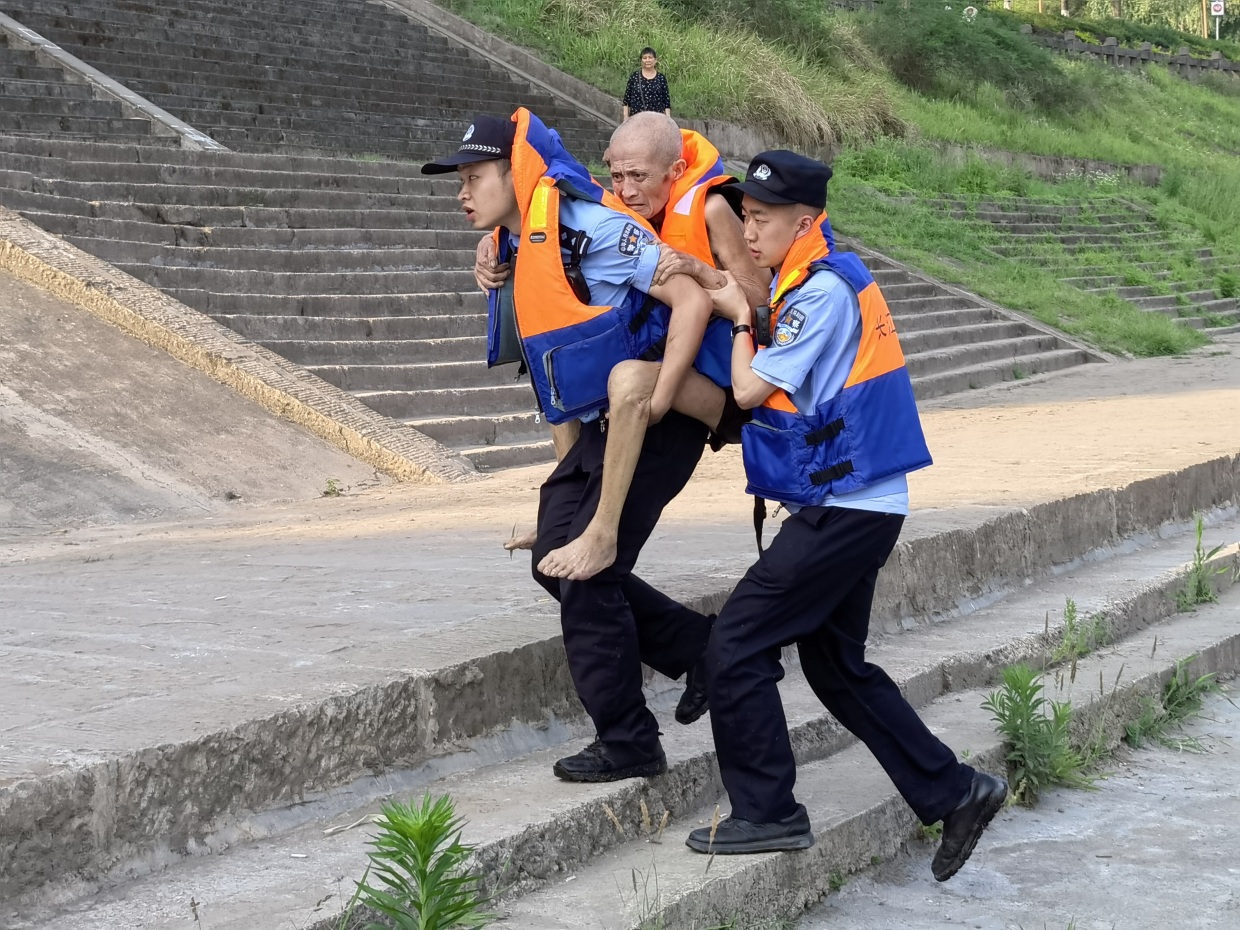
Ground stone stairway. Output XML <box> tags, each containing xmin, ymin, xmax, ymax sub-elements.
<box><xmin>0</xmin><ymin>0</ymin><xmax>613</xmax><ymax>159</ymax></box>
<box><xmin>0</xmin><ymin>29</ymin><xmax>174</xmax><ymax>144</ymax></box>
<box><xmin>0</xmin><ymin>136</ymin><xmax>1095</xmax><ymax>470</ymax></box>
<box><xmin>936</xmin><ymin>197</ymin><xmax>1240</xmax><ymax>336</ymax></box>
<box><xmin>4</xmin><ymin>466</ymin><xmax>1238</xmax><ymax>930</ymax></box>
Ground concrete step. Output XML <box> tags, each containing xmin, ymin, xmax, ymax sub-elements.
<box><xmin>457</xmin><ymin>436</ymin><xmax>557</xmax><ymax>471</ymax></box>
<box><xmin>355</xmin><ymin>382</ymin><xmax>537</xmax><ymax>419</ymax></box>
<box><xmin>20</xmin><ymin>214</ymin><xmax>479</xmax><ymax>249</ymax></box>
<box><xmin>0</xmin><ymin>133</ymin><xmax>454</xmax><ymax>176</ymax></box>
<box><xmin>912</xmin><ymin>348</ymin><xmax>1093</xmax><ymax>398</ymax></box>
<box><xmin>904</xmin><ymin>334</ymin><xmax>1063</xmax><ymax>379</ymax></box>
<box><xmin>0</xmin><ymin>62</ymin><xmax>65</xmax><ymax>82</ymax></box>
<box><xmin>0</xmin><ymin>96</ymin><xmax>123</xmax><ymax>119</ymax></box>
<box><xmin>0</xmin><ymin>78</ymin><xmax>97</xmax><ymax>99</ymax></box>
<box><xmin>180</xmin><ymin>290</ymin><xmax>480</xmax><ymax>316</ymax></box>
<box><xmin>888</xmin><ymin>304</ymin><xmax>999</xmax><ymax>332</ymax></box>
<box><xmin>262</xmin><ymin>336</ymin><xmax>486</xmax><ymax>367</ymax></box>
<box><xmin>29</xmin><ymin>178</ymin><xmax>448</xmax><ymax>211</ymax></box>
<box><xmin>0</xmin><ymin>113</ymin><xmax>154</xmax><ymax>135</ymax></box>
<box><xmin>62</xmin><ymin>237</ymin><xmax>477</xmax><ymax>273</ymax></box>
<box><xmin>899</xmin><ymin>321</ymin><xmax>1029</xmax><ymax>355</ymax></box>
<box><xmin>12</xmin><ymin>496</ymin><xmax>1236</xmax><ymax>930</ymax></box>
<box><xmin>210</xmin><ymin>313</ymin><xmax>487</xmax><ymax>342</ymax></box>
<box><xmin>405</xmin><ymin>410</ymin><xmax>545</xmax><ymax>449</ymax></box>
<box><xmin>107</xmin><ymin>262</ymin><xmax>477</xmax><ymax>295</ymax></box>
<box><xmin>308</xmin><ymin>359</ymin><xmax>516</xmax><ymax>393</ymax></box>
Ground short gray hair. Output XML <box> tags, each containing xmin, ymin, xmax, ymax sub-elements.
<box><xmin>609</xmin><ymin>113</ymin><xmax>682</xmax><ymax>173</ymax></box>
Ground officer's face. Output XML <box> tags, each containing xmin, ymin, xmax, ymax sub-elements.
<box><xmin>741</xmin><ymin>196</ymin><xmax>811</xmax><ymax>269</ymax></box>
<box><xmin>607</xmin><ymin>140</ymin><xmax>682</xmax><ymax>221</ymax></box>
<box><xmin>456</xmin><ymin>160</ymin><xmax>517</xmax><ymax>231</ymax></box>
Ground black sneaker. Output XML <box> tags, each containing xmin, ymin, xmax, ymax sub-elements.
<box><xmin>708</xmin><ymin>388</ymin><xmax>752</xmax><ymax>452</ymax></box>
<box><xmin>552</xmin><ymin>739</ymin><xmax>667</xmax><ymax>783</ymax></box>
<box><xmin>675</xmin><ymin>655</ymin><xmax>709</xmax><ymax>725</ymax></box>
<box><xmin>931</xmin><ymin>771</ymin><xmax>1008</xmax><ymax>882</ymax></box>
<box><xmin>685</xmin><ymin>804</ymin><xmax>815</xmax><ymax>854</ymax></box>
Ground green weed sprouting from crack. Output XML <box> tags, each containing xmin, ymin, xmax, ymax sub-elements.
<box><xmin>352</xmin><ymin>793</ymin><xmax>493</xmax><ymax>930</ymax></box>
<box><xmin>323</xmin><ymin>478</ymin><xmax>343</xmax><ymax>498</ymax></box>
<box><xmin>915</xmin><ymin>820</ymin><xmax>943</xmax><ymax>842</ymax></box>
<box><xmin>1176</xmin><ymin>512</ymin><xmax>1228</xmax><ymax>611</ymax></box>
<box><xmin>1125</xmin><ymin>655</ymin><xmax>1223</xmax><ymax>752</ymax></box>
<box><xmin>983</xmin><ymin>664</ymin><xmax>1095</xmax><ymax>806</ymax></box>
<box><xmin>1051</xmin><ymin>598</ymin><xmax>1110</xmax><ymax>666</ymax></box>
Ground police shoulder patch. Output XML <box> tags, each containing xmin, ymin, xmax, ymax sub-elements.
<box><xmin>617</xmin><ymin>222</ymin><xmax>648</xmax><ymax>257</ymax></box>
<box><xmin>773</xmin><ymin>307</ymin><xmax>807</xmax><ymax>347</ymax></box>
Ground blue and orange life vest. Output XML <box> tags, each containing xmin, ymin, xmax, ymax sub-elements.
<box><xmin>656</xmin><ymin>129</ymin><xmax>733</xmax><ymax>388</ymax></box>
<box><xmin>485</xmin><ymin>108</ymin><xmax>670</xmax><ymax>424</ymax></box>
<box><xmin>741</xmin><ymin>215</ymin><xmax>932</xmax><ymax>508</ymax></box>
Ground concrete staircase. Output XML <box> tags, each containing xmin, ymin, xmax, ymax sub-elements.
<box><xmin>4</xmin><ymin>464</ymin><xmax>1238</xmax><ymax>929</ymax></box>
<box><xmin>0</xmin><ymin>0</ymin><xmax>613</xmax><ymax>159</ymax></box>
<box><xmin>0</xmin><ymin>29</ymin><xmax>174</xmax><ymax>144</ymax></box>
<box><xmin>0</xmin><ymin>137</ymin><xmax>1095</xmax><ymax>472</ymax></box>
<box><xmin>937</xmin><ymin>197</ymin><xmax>1240</xmax><ymax>336</ymax></box>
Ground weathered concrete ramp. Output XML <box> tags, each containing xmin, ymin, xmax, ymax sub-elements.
<box><xmin>0</xmin><ymin>271</ymin><xmax>383</xmax><ymax>536</ymax></box>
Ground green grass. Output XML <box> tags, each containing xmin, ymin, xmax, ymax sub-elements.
<box><xmin>1124</xmin><ymin>654</ymin><xmax>1222</xmax><ymax>751</ymax></box>
<box><xmin>439</xmin><ymin>0</ymin><xmax>1240</xmax><ymax>355</ymax></box>
<box><xmin>983</xmin><ymin>664</ymin><xmax>1095</xmax><ymax>806</ymax></box>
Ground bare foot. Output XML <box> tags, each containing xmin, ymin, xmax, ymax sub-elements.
<box><xmin>537</xmin><ymin>526</ymin><xmax>618</xmax><ymax>580</ymax></box>
<box><xmin>504</xmin><ymin>529</ymin><xmax>537</xmax><ymax>552</ymax></box>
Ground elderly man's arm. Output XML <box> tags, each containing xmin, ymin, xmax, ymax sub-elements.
<box><xmin>643</xmin><ymin>272</ymin><xmax>713</xmax><ymax>422</ymax></box>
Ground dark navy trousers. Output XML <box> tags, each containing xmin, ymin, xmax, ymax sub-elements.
<box><xmin>705</xmin><ymin>505</ymin><xmax>975</xmax><ymax>825</ymax></box>
<box><xmin>531</xmin><ymin>412</ymin><xmax>712</xmax><ymax>759</ymax></box>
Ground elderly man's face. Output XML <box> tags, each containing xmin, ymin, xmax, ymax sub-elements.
<box><xmin>607</xmin><ymin>139</ymin><xmax>681</xmax><ymax>222</ymax></box>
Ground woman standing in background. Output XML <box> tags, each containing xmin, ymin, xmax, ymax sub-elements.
<box><xmin>622</xmin><ymin>47</ymin><xmax>671</xmax><ymax>120</ymax></box>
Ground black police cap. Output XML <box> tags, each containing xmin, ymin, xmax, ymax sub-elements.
<box><xmin>721</xmin><ymin>150</ymin><xmax>832</xmax><ymax>212</ymax></box>
<box><xmin>421</xmin><ymin>115</ymin><xmax>516</xmax><ymax>175</ymax></box>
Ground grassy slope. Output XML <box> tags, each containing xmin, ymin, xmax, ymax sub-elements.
<box><xmin>438</xmin><ymin>0</ymin><xmax>1240</xmax><ymax>356</ymax></box>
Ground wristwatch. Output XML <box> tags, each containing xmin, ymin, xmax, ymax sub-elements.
<box><xmin>731</xmin><ymin>323</ymin><xmax>753</xmax><ymax>339</ymax></box>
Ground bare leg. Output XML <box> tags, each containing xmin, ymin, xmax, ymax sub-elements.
<box><xmin>537</xmin><ymin>360</ymin><xmax>657</xmax><ymax>580</ymax></box>
<box><xmin>538</xmin><ymin>363</ymin><xmax>728</xmax><ymax>581</ymax></box>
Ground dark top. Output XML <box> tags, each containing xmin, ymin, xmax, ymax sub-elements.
<box><xmin>623</xmin><ymin>70</ymin><xmax>671</xmax><ymax>115</ymax></box>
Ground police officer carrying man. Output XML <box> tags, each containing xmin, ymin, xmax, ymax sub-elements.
<box><xmin>478</xmin><ymin>112</ymin><xmax>768</xmax><ymax>582</ymax></box>
<box><xmin>422</xmin><ymin>110</ymin><xmax>718</xmax><ymax>781</ymax></box>
<box><xmin>686</xmin><ymin>150</ymin><xmax>1008</xmax><ymax>883</ymax></box>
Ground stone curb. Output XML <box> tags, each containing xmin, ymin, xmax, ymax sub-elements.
<box><xmin>312</xmin><ymin>541</ymin><xmax>1239</xmax><ymax>930</ymax></box>
<box><xmin>0</xmin><ymin>11</ymin><xmax>225</xmax><ymax>152</ymax></box>
<box><xmin>492</xmin><ymin>543</ymin><xmax>1240</xmax><ymax>929</ymax></box>
<box><xmin>0</xmin><ymin>207</ymin><xmax>481</xmax><ymax>485</ymax></box>
<box><xmin>1</xmin><ymin>456</ymin><xmax>1235</xmax><ymax>906</ymax></box>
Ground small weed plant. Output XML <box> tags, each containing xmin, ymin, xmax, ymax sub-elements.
<box><xmin>352</xmin><ymin>793</ymin><xmax>492</xmax><ymax>930</ymax></box>
<box><xmin>323</xmin><ymin>478</ymin><xmax>343</xmax><ymax>498</ymax></box>
<box><xmin>1051</xmin><ymin>598</ymin><xmax>1109</xmax><ymax>666</ymax></box>
<box><xmin>1125</xmin><ymin>655</ymin><xmax>1222</xmax><ymax>751</ymax></box>
<box><xmin>1176</xmin><ymin>512</ymin><xmax>1228</xmax><ymax>611</ymax></box>
<box><xmin>983</xmin><ymin>664</ymin><xmax>1094</xmax><ymax>806</ymax></box>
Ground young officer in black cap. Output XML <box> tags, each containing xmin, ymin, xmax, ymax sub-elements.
<box><xmin>422</xmin><ymin>112</ymin><xmax>718</xmax><ymax>781</ymax></box>
<box><xmin>685</xmin><ymin>150</ymin><xmax>1008</xmax><ymax>882</ymax></box>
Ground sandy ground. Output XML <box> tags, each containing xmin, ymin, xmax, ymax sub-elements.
<box><xmin>800</xmin><ymin>687</ymin><xmax>1240</xmax><ymax>930</ymax></box>
<box><xmin>6</xmin><ymin>334</ymin><xmax>1235</xmax><ymax>562</ymax></box>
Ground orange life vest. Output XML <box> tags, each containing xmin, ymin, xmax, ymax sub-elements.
<box><xmin>485</xmin><ymin>108</ymin><xmax>669</xmax><ymax>424</ymax></box>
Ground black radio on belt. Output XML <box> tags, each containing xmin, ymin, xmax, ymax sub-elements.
<box><xmin>753</xmin><ymin>303</ymin><xmax>775</xmax><ymax>347</ymax></box>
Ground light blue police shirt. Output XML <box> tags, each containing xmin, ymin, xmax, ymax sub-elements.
<box><xmin>749</xmin><ymin>266</ymin><xmax>910</xmax><ymax>516</ymax></box>
<box><xmin>505</xmin><ymin>197</ymin><xmax>660</xmax><ymax>421</ymax></box>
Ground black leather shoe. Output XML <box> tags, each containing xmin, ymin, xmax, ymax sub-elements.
<box><xmin>708</xmin><ymin>389</ymin><xmax>753</xmax><ymax>452</ymax></box>
<box><xmin>932</xmin><ymin>772</ymin><xmax>1008</xmax><ymax>882</ymax></box>
<box><xmin>685</xmin><ymin>804</ymin><xmax>815</xmax><ymax>854</ymax></box>
<box><xmin>552</xmin><ymin>739</ymin><xmax>667</xmax><ymax>783</ymax></box>
<box><xmin>675</xmin><ymin>657</ymin><xmax>708</xmax><ymax>725</ymax></box>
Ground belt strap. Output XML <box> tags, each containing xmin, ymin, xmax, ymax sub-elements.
<box><xmin>804</xmin><ymin>417</ymin><xmax>845</xmax><ymax>446</ymax></box>
<box><xmin>809</xmin><ymin>461</ymin><xmax>855</xmax><ymax>486</ymax></box>
<box><xmin>753</xmin><ymin>496</ymin><xmax>766</xmax><ymax>553</ymax></box>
